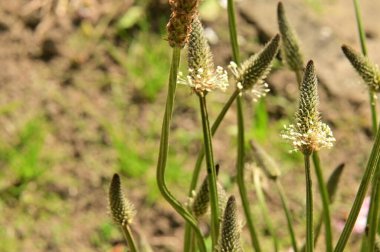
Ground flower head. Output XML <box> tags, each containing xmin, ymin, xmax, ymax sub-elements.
<box><xmin>342</xmin><ymin>45</ymin><xmax>380</xmax><ymax>92</ymax></box>
<box><xmin>277</xmin><ymin>2</ymin><xmax>304</xmax><ymax>73</ymax></box>
<box><xmin>228</xmin><ymin>34</ymin><xmax>280</xmax><ymax>101</ymax></box>
<box><xmin>218</xmin><ymin>196</ymin><xmax>242</xmax><ymax>252</ymax></box>
<box><xmin>178</xmin><ymin>17</ymin><xmax>229</xmax><ymax>95</ymax></box>
<box><xmin>109</xmin><ymin>174</ymin><xmax>136</xmax><ymax>226</ymax></box>
<box><xmin>191</xmin><ymin>166</ymin><xmax>227</xmax><ymax>218</ymax></box>
<box><xmin>167</xmin><ymin>0</ymin><xmax>200</xmax><ymax>48</ymax></box>
<box><xmin>282</xmin><ymin>61</ymin><xmax>335</xmax><ymax>155</ymax></box>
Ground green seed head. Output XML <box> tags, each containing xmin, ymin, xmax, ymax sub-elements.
<box><xmin>218</xmin><ymin>196</ymin><xmax>242</xmax><ymax>252</ymax></box>
<box><xmin>178</xmin><ymin>17</ymin><xmax>229</xmax><ymax>95</ymax></box>
<box><xmin>229</xmin><ymin>34</ymin><xmax>279</xmax><ymax>100</ymax></box>
<box><xmin>167</xmin><ymin>0</ymin><xmax>200</xmax><ymax>48</ymax></box>
<box><xmin>109</xmin><ymin>174</ymin><xmax>136</xmax><ymax>226</ymax></box>
<box><xmin>296</xmin><ymin>60</ymin><xmax>319</xmax><ymax>132</ymax></box>
<box><xmin>342</xmin><ymin>45</ymin><xmax>380</xmax><ymax>92</ymax></box>
<box><xmin>277</xmin><ymin>2</ymin><xmax>304</xmax><ymax>73</ymax></box>
<box><xmin>188</xmin><ymin>17</ymin><xmax>214</xmax><ymax>75</ymax></box>
<box><xmin>282</xmin><ymin>61</ymin><xmax>335</xmax><ymax>154</ymax></box>
<box><xmin>192</xmin><ymin>168</ymin><xmax>227</xmax><ymax>218</ymax></box>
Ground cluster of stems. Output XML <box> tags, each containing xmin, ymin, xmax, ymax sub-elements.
<box><xmin>109</xmin><ymin>1</ymin><xmax>380</xmax><ymax>252</ymax></box>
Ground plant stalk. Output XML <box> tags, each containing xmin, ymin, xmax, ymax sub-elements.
<box><xmin>198</xmin><ymin>94</ymin><xmax>220</xmax><ymax>249</ymax></box>
<box><xmin>312</xmin><ymin>152</ymin><xmax>333</xmax><ymax>252</ymax></box>
<box><xmin>156</xmin><ymin>47</ymin><xmax>206</xmax><ymax>252</ymax></box>
<box><xmin>184</xmin><ymin>89</ymin><xmax>239</xmax><ymax>251</ymax></box>
<box><xmin>352</xmin><ymin>0</ymin><xmax>377</xmax><ymax>134</ymax></box>
<box><xmin>368</xmin><ymin>162</ymin><xmax>380</xmax><ymax>252</ymax></box>
<box><xmin>228</xmin><ymin>0</ymin><xmax>262</xmax><ymax>250</ymax></box>
<box><xmin>236</xmin><ymin>96</ymin><xmax>262</xmax><ymax>252</ymax></box>
<box><xmin>276</xmin><ymin>180</ymin><xmax>299</xmax><ymax>252</ymax></box>
<box><xmin>352</xmin><ymin>0</ymin><xmax>379</xmax><ymax>251</ymax></box>
<box><xmin>334</xmin><ymin>122</ymin><xmax>380</xmax><ymax>252</ymax></box>
<box><xmin>304</xmin><ymin>154</ymin><xmax>314</xmax><ymax>252</ymax></box>
<box><xmin>121</xmin><ymin>225</ymin><xmax>138</xmax><ymax>252</ymax></box>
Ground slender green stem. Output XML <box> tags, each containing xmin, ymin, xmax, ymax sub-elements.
<box><xmin>198</xmin><ymin>94</ymin><xmax>219</xmax><ymax>249</ymax></box>
<box><xmin>352</xmin><ymin>0</ymin><xmax>377</xmax><ymax>134</ymax></box>
<box><xmin>353</xmin><ymin>0</ymin><xmax>367</xmax><ymax>56</ymax></box>
<box><xmin>156</xmin><ymin>48</ymin><xmax>206</xmax><ymax>252</ymax></box>
<box><xmin>227</xmin><ymin>0</ymin><xmax>240</xmax><ymax>63</ymax></box>
<box><xmin>236</xmin><ymin>96</ymin><xmax>262</xmax><ymax>252</ymax></box>
<box><xmin>188</xmin><ymin>89</ymin><xmax>240</xmax><ymax>194</ymax></box>
<box><xmin>121</xmin><ymin>225</ymin><xmax>138</xmax><ymax>252</ymax></box>
<box><xmin>276</xmin><ymin>180</ymin><xmax>299</xmax><ymax>252</ymax></box>
<box><xmin>184</xmin><ymin>3</ymin><xmax>240</xmax><ymax>244</ymax></box>
<box><xmin>304</xmin><ymin>154</ymin><xmax>314</xmax><ymax>252</ymax></box>
<box><xmin>368</xmin><ymin>162</ymin><xmax>380</xmax><ymax>252</ymax></box>
<box><xmin>301</xmin><ymin>214</ymin><xmax>323</xmax><ymax>252</ymax></box>
<box><xmin>334</xmin><ymin>122</ymin><xmax>380</xmax><ymax>252</ymax></box>
<box><xmin>312</xmin><ymin>152</ymin><xmax>333</xmax><ymax>252</ymax></box>
<box><xmin>228</xmin><ymin>0</ymin><xmax>262</xmax><ymax>250</ymax></box>
<box><xmin>184</xmin><ymin>89</ymin><xmax>239</xmax><ymax>251</ymax></box>
<box><xmin>352</xmin><ymin>1</ymin><xmax>379</xmax><ymax>251</ymax></box>
<box><xmin>254</xmin><ymin>171</ymin><xmax>279</xmax><ymax>251</ymax></box>
<box><xmin>369</xmin><ymin>92</ymin><xmax>378</xmax><ymax>134</ymax></box>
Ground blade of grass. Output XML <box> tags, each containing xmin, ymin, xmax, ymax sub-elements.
<box><xmin>312</xmin><ymin>152</ymin><xmax>333</xmax><ymax>252</ymax></box>
<box><xmin>156</xmin><ymin>47</ymin><xmax>206</xmax><ymax>252</ymax></box>
<box><xmin>228</xmin><ymin>0</ymin><xmax>262</xmax><ymax>251</ymax></box>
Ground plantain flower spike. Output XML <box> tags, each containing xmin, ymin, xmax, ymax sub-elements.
<box><xmin>277</xmin><ymin>2</ymin><xmax>304</xmax><ymax>74</ymax></box>
<box><xmin>109</xmin><ymin>174</ymin><xmax>136</xmax><ymax>226</ymax></box>
<box><xmin>191</xmin><ymin>171</ymin><xmax>227</xmax><ymax>218</ymax></box>
<box><xmin>228</xmin><ymin>34</ymin><xmax>280</xmax><ymax>101</ymax></box>
<box><xmin>218</xmin><ymin>196</ymin><xmax>243</xmax><ymax>252</ymax></box>
<box><xmin>282</xmin><ymin>60</ymin><xmax>335</xmax><ymax>155</ymax></box>
<box><xmin>177</xmin><ymin>17</ymin><xmax>229</xmax><ymax>95</ymax></box>
<box><xmin>342</xmin><ymin>45</ymin><xmax>380</xmax><ymax>92</ymax></box>
<box><xmin>167</xmin><ymin>0</ymin><xmax>200</xmax><ymax>48</ymax></box>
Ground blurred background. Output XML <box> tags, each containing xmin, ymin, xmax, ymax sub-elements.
<box><xmin>0</xmin><ymin>0</ymin><xmax>379</xmax><ymax>251</ymax></box>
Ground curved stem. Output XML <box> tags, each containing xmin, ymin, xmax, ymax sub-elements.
<box><xmin>276</xmin><ymin>180</ymin><xmax>298</xmax><ymax>252</ymax></box>
<box><xmin>334</xmin><ymin>122</ymin><xmax>380</xmax><ymax>252</ymax></box>
<box><xmin>304</xmin><ymin>154</ymin><xmax>314</xmax><ymax>252</ymax></box>
<box><xmin>198</xmin><ymin>94</ymin><xmax>219</xmax><ymax>249</ymax></box>
<box><xmin>121</xmin><ymin>225</ymin><xmax>138</xmax><ymax>252</ymax></box>
<box><xmin>236</xmin><ymin>96</ymin><xmax>262</xmax><ymax>252</ymax></box>
<box><xmin>156</xmin><ymin>48</ymin><xmax>206</xmax><ymax>252</ymax></box>
<box><xmin>312</xmin><ymin>152</ymin><xmax>333</xmax><ymax>252</ymax></box>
